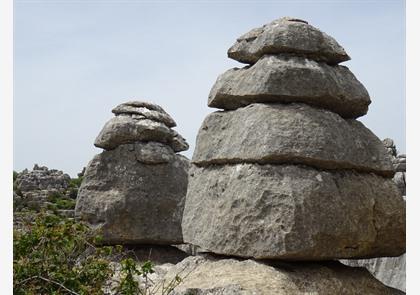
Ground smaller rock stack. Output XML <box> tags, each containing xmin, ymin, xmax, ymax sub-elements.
<box><xmin>182</xmin><ymin>17</ymin><xmax>405</xmax><ymax>262</ymax></box>
<box><xmin>75</xmin><ymin>101</ymin><xmax>190</xmax><ymax>245</ymax></box>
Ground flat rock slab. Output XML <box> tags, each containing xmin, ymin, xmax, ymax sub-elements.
<box><xmin>208</xmin><ymin>55</ymin><xmax>370</xmax><ymax>118</ymax></box>
<box><xmin>228</xmin><ymin>17</ymin><xmax>350</xmax><ymax>65</ymax></box>
<box><xmin>182</xmin><ymin>164</ymin><xmax>405</xmax><ymax>260</ymax></box>
<box><xmin>94</xmin><ymin>116</ymin><xmax>188</xmax><ymax>152</ymax></box>
<box><xmin>75</xmin><ymin>142</ymin><xmax>189</xmax><ymax>245</ymax></box>
<box><xmin>160</xmin><ymin>256</ymin><xmax>404</xmax><ymax>295</ymax></box>
<box><xmin>193</xmin><ymin>103</ymin><xmax>393</xmax><ymax>177</ymax></box>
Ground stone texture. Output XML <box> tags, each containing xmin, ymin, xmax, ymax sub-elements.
<box><xmin>112</xmin><ymin>101</ymin><xmax>177</xmax><ymax>128</ymax></box>
<box><xmin>193</xmin><ymin>103</ymin><xmax>394</xmax><ymax>177</ymax></box>
<box><xmin>158</xmin><ymin>255</ymin><xmax>403</xmax><ymax>295</ymax></box>
<box><xmin>209</xmin><ymin>55</ymin><xmax>370</xmax><ymax>118</ymax></box>
<box><xmin>94</xmin><ymin>115</ymin><xmax>188</xmax><ymax>152</ymax></box>
<box><xmin>75</xmin><ymin>142</ymin><xmax>189</xmax><ymax>245</ymax></box>
<box><xmin>341</xmin><ymin>254</ymin><xmax>406</xmax><ymax>292</ymax></box>
<box><xmin>182</xmin><ymin>164</ymin><xmax>405</xmax><ymax>260</ymax></box>
<box><xmin>228</xmin><ymin>17</ymin><xmax>350</xmax><ymax>65</ymax></box>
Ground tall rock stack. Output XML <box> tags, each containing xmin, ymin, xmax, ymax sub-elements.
<box><xmin>75</xmin><ymin>101</ymin><xmax>190</xmax><ymax>245</ymax></box>
<box><xmin>182</xmin><ymin>17</ymin><xmax>405</xmax><ymax>261</ymax></box>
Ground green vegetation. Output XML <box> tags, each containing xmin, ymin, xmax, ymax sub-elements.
<box><xmin>14</xmin><ymin>212</ymin><xmax>114</xmax><ymax>294</ymax></box>
<box><xmin>13</xmin><ymin>212</ymin><xmax>186</xmax><ymax>294</ymax></box>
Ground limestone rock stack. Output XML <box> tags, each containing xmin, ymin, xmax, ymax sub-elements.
<box><xmin>75</xmin><ymin>101</ymin><xmax>189</xmax><ymax>245</ymax></box>
<box><xmin>182</xmin><ymin>17</ymin><xmax>405</xmax><ymax>261</ymax></box>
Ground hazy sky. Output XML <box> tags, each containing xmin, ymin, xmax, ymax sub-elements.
<box><xmin>14</xmin><ymin>0</ymin><xmax>405</xmax><ymax>177</ymax></box>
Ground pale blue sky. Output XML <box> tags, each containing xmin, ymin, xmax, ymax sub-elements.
<box><xmin>14</xmin><ymin>0</ymin><xmax>405</xmax><ymax>177</ymax></box>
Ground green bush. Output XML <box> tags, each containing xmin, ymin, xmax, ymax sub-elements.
<box><xmin>14</xmin><ymin>212</ymin><xmax>114</xmax><ymax>295</ymax></box>
<box><xmin>13</xmin><ymin>212</ymin><xmax>186</xmax><ymax>294</ymax></box>
<box><xmin>69</xmin><ymin>176</ymin><xmax>84</xmax><ymax>189</ymax></box>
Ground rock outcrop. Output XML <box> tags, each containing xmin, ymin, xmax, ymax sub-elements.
<box><xmin>182</xmin><ymin>17</ymin><xmax>405</xmax><ymax>262</ymax></box>
<box><xmin>14</xmin><ymin>164</ymin><xmax>72</xmax><ymax>211</ymax></box>
<box><xmin>75</xmin><ymin>101</ymin><xmax>189</xmax><ymax>245</ymax></box>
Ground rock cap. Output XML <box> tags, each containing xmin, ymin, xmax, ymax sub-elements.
<box><xmin>112</xmin><ymin>100</ymin><xmax>176</xmax><ymax>128</ymax></box>
<box><xmin>228</xmin><ymin>17</ymin><xmax>350</xmax><ymax>65</ymax></box>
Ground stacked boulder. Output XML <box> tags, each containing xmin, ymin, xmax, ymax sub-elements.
<box><xmin>182</xmin><ymin>15</ymin><xmax>405</xmax><ymax>282</ymax></box>
<box><xmin>75</xmin><ymin>101</ymin><xmax>189</xmax><ymax>245</ymax></box>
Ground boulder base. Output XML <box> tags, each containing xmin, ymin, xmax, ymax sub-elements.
<box><xmin>182</xmin><ymin>164</ymin><xmax>405</xmax><ymax>260</ymax></box>
<box><xmin>75</xmin><ymin>142</ymin><xmax>189</xmax><ymax>245</ymax></box>
<box><xmin>160</xmin><ymin>256</ymin><xmax>404</xmax><ymax>295</ymax></box>
<box><xmin>193</xmin><ymin>103</ymin><xmax>393</xmax><ymax>177</ymax></box>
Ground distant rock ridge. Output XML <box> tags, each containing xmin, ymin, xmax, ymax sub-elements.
<box><xmin>75</xmin><ymin>100</ymin><xmax>190</xmax><ymax>245</ymax></box>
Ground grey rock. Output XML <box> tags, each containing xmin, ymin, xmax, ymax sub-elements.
<box><xmin>170</xmin><ymin>130</ymin><xmax>190</xmax><ymax>153</ymax></box>
<box><xmin>209</xmin><ymin>55</ymin><xmax>370</xmax><ymax>118</ymax></box>
<box><xmin>182</xmin><ymin>164</ymin><xmax>405</xmax><ymax>260</ymax></box>
<box><xmin>341</xmin><ymin>254</ymin><xmax>406</xmax><ymax>292</ymax></box>
<box><xmin>160</xmin><ymin>256</ymin><xmax>403</xmax><ymax>295</ymax></box>
<box><xmin>193</xmin><ymin>103</ymin><xmax>394</xmax><ymax>177</ymax></box>
<box><xmin>112</xmin><ymin>101</ymin><xmax>176</xmax><ymax>128</ymax></box>
<box><xmin>75</xmin><ymin>142</ymin><xmax>189</xmax><ymax>245</ymax></box>
<box><xmin>393</xmin><ymin>172</ymin><xmax>406</xmax><ymax>196</ymax></box>
<box><xmin>94</xmin><ymin>116</ymin><xmax>188</xmax><ymax>152</ymax></box>
<box><xmin>228</xmin><ymin>17</ymin><xmax>350</xmax><ymax>65</ymax></box>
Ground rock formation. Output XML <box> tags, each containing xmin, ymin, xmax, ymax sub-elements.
<box><xmin>14</xmin><ymin>164</ymin><xmax>72</xmax><ymax>211</ymax></box>
<box><xmin>182</xmin><ymin>17</ymin><xmax>405</xmax><ymax>262</ymax></box>
<box><xmin>75</xmin><ymin>101</ymin><xmax>189</xmax><ymax>245</ymax></box>
<box><xmin>340</xmin><ymin>139</ymin><xmax>406</xmax><ymax>292</ymax></box>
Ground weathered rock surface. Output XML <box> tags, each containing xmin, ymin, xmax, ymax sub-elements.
<box><xmin>94</xmin><ymin>115</ymin><xmax>188</xmax><ymax>152</ymax></box>
<box><xmin>209</xmin><ymin>55</ymin><xmax>370</xmax><ymax>118</ymax></box>
<box><xmin>341</xmin><ymin>254</ymin><xmax>406</xmax><ymax>292</ymax></box>
<box><xmin>193</xmin><ymin>103</ymin><xmax>393</xmax><ymax>176</ymax></box>
<box><xmin>228</xmin><ymin>17</ymin><xmax>350</xmax><ymax>65</ymax></box>
<box><xmin>182</xmin><ymin>164</ymin><xmax>405</xmax><ymax>260</ymax></box>
<box><xmin>112</xmin><ymin>101</ymin><xmax>176</xmax><ymax>128</ymax></box>
<box><xmin>75</xmin><ymin>142</ymin><xmax>189</xmax><ymax>245</ymax></box>
<box><xmin>158</xmin><ymin>255</ymin><xmax>404</xmax><ymax>295</ymax></box>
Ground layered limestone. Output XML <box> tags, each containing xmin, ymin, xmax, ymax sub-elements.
<box><xmin>193</xmin><ymin>103</ymin><xmax>393</xmax><ymax>176</ymax></box>
<box><xmin>228</xmin><ymin>17</ymin><xmax>350</xmax><ymax>65</ymax></box>
<box><xmin>182</xmin><ymin>17</ymin><xmax>405</xmax><ymax>262</ymax></box>
<box><xmin>209</xmin><ymin>55</ymin><xmax>370</xmax><ymax>118</ymax></box>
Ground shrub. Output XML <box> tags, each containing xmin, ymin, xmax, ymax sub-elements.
<box><xmin>14</xmin><ymin>212</ymin><xmax>115</xmax><ymax>295</ymax></box>
<box><xmin>13</xmin><ymin>212</ymin><xmax>187</xmax><ymax>294</ymax></box>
